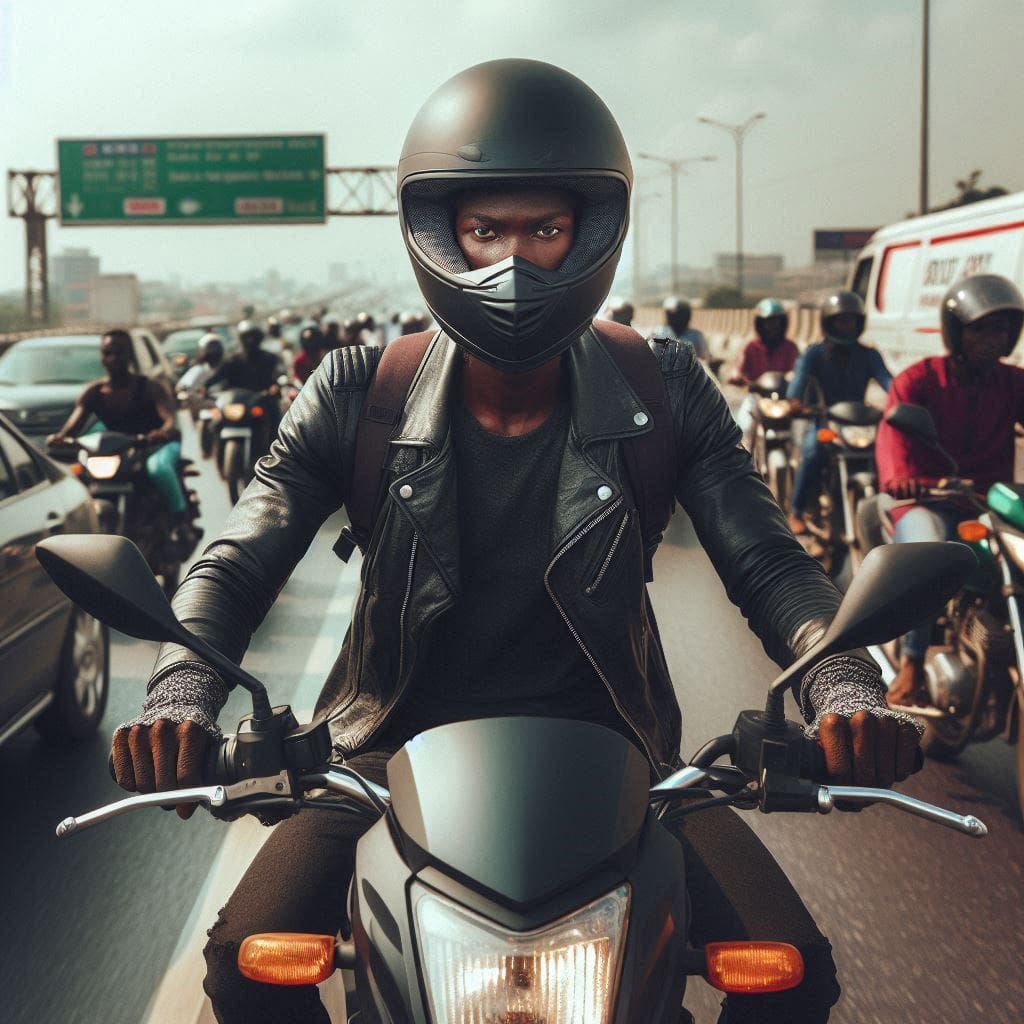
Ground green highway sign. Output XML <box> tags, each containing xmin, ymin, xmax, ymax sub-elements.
<box><xmin>57</xmin><ymin>135</ymin><xmax>326</xmax><ymax>226</ymax></box>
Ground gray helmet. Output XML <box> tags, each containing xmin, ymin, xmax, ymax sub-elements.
<box><xmin>754</xmin><ymin>297</ymin><xmax>788</xmax><ymax>337</ymax></box>
<box><xmin>197</xmin><ymin>332</ymin><xmax>224</xmax><ymax>362</ymax></box>
<box><xmin>820</xmin><ymin>290</ymin><xmax>865</xmax><ymax>346</ymax></box>
<box><xmin>663</xmin><ymin>295</ymin><xmax>692</xmax><ymax>317</ymax></box>
<box><xmin>605</xmin><ymin>296</ymin><xmax>634</xmax><ymax>325</ymax></box>
<box><xmin>941</xmin><ymin>274</ymin><xmax>1024</xmax><ymax>359</ymax></box>
<box><xmin>398</xmin><ymin>58</ymin><xmax>632</xmax><ymax>373</ymax></box>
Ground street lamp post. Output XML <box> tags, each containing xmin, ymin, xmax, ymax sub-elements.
<box><xmin>635</xmin><ymin>152</ymin><xmax>716</xmax><ymax>295</ymax></box>
<box><xmin>697</xmin><ymin>112</ymin><xmax>765</xmax><ymax>302</ymax></box>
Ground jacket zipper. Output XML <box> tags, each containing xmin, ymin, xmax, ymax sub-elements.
<box><xmin>584</xmin><ymin>510</ymin><xmax>631</xmax><ymax>595</ymax></box>
<box><xmin>544</xmin><ymin>496</ymin><xmax>658</xmax><ymax>770</ymax></box>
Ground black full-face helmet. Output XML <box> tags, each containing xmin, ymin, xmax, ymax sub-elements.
<box><xmin>820</xmin><ymin>290</ymin><xmax>865</xmax><ymax>346</ymax></box>
<box><xmin>941</xmin><ymin>274</ymin><xmax>1024</xmax><ymax>359</ymax></box>
<box><xmin>398</xmin><ymin>58</ymin><xmax>633</xmax><ymax>373</ymax></box>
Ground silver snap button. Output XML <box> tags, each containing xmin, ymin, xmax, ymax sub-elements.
<box><xmin>597</xmin><ymin>485</ymin><xmax>613</xmax><ymax>501</ymax></box>
<box><xmin>399</xmin><ymin>484</ymin><xmax>413</xmax><ymax>499</ymax></box>
<box><xmin>634</xmin><ymin>412</ymin><xmax>649</xmax><ymax>426</ymax></box>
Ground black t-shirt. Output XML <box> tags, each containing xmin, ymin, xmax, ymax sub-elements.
<box><xmin>380</xmin><ymin>398</ymin><xmax>630</xmax><ymax>747</ymax></box>
<box><xmin>207</xmin><ymin>350</ymin><xmax>282</xmax><ymax>392</ymax></box>
<box><xmin>81</xmin><ymin>376</ymin><xmax>163</xmax><ymax>434</ymax></box>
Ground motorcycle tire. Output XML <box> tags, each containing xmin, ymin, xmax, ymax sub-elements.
<box><xmin>1016</xmin><ymin>692</ymin><xmax>1024</xmax><ymax>822</ymax></box>
<box><xmin>224</xmin><ymin>439</ymin><xmax>245</xmax><ymax>504</ymax></box>
<box><xmin>35</xmin><ymin>606</ymin><xmax>110</xmax><ymax>741</ymax></box>
<box><xmin>766</xmin><ymin>448</ymin><xmax>790</xmax><ymax>511</ymax></box>
<box><xmin>200</xmin><ymin>421</ymin><xmax>214</xmax><ymax>459</ymax></box>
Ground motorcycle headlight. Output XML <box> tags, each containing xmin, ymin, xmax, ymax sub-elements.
<box><xmin>757</xmin><ymin>398</ymin><xmax>791</xmax><ymax>419</ymax></box>
<box><xmin>838</xmin><ymin>424</ymin><xmax>877</xmax><ymax>449</ymax></box>
<box><xmin>414</xmin><ymin>883</ymin><xmax>630</xmax><ymax>1024</ymax></box>
<box><xmin>84</xmin><ymin>454</ymin><xmax>122</xmax><ymax>480</ymax></box>
<box><xmin>223</xmin><ymin>402</ymin><xmax>247</xmax><ymax>422</ymax></box>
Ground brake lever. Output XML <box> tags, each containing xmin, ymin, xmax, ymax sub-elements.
<box><xmin>817</xmin><ymin>785</ymin><xmax>988</xmax><ymax>837</ymax></box>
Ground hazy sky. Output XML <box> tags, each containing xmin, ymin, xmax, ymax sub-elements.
<box><xmin>2</xmin><ymin>0</ymin><xmax>1022</xmax><ymax>303</ymax></box>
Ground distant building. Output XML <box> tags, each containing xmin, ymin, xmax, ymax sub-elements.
<box><xmin>715</xmin><ymin>253</ymin><xmax>784</xmax><ymax>293</ymax></box>
<box><xmin>88</xmin><ymin>274</ymin><xmax>140</xmax><ymax>324</ymax></box>
<box><xmin>52</xmin><ymin>247</ymin><xmax>100</xmax><ymax>321</ymax></box>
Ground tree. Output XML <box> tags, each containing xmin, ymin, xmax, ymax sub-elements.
<box><xmin>935</xmin><ymin>170</ymin><xmax>1007</xmax><ymax>211</ymax></box>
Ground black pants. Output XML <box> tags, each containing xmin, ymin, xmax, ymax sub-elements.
<box><xmin>203</xmin><ymin>751</ymin><xmax>839</xmax><ymax>1023</ymax></box>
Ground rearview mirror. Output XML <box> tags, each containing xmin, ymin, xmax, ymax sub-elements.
<box><xmin>36</xmin><ymin>535</ymin><xmax>272</xmax><ymax>718</ymax></box>
<box><xmin>768</xmin><ymin>542</ymin><xmax>977</xmax><ymax>702</ymax></box>
<box><xmin>884</xmin><ymin>402</ymin><xmax>940</xmax><ymax>444</ymax></box>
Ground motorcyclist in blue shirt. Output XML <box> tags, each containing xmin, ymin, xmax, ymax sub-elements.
<box><xmin>786</xmin><ymin>291</ymin><xmax>893</xmax><ymax>534</ymax></box>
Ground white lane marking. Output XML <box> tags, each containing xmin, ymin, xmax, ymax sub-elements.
<box><xmin>141</xmin><ymin>551</ymin><xmax>360</xmax><ymax>1024</ymax></box>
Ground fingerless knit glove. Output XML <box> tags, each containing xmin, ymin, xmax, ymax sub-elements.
<box><xmin>800</xmin><ymin>655</ymin><xmax>924</xmax><ymax>739</ymax></box>
<box><xmin>117</xmin><ymin>663</ymin><xmax>229</xmax><ymax>740</ymax></box>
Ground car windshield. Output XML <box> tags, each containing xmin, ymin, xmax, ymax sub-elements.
<box><xmin>161</xmin><ymin>329</ymin><xmax>206</xmax><ymax>357</ymax></box>
<box><xmin>0</xmin><ymin>342</ymin><xmax>104</xmax><ymax>385</ymax></box>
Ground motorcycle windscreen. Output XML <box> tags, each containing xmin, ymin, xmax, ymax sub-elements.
<box><xmin>387</xmin><ymin>717</ymin><xmax>650</xmax><ymax>906</ymax></box>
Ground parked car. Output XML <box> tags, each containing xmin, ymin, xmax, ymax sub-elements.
<box><xmin>0</xmin><ymin>411</ymin><xmax>109</xmax><ymax>745</ymax></box>
<box><xmin>160</xmin><ymin>323</ymin><xmax>238</xmax><ymax>378</ymax></box>
<box><xmin>0</xmin><ymin>329</ymin><xmax>177</xmax><ymax>448</ymax></box>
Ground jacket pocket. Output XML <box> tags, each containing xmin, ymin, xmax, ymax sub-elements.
<box><xmin>584</xmin><ymin>509</ymin><xmax>633</xmax><ymax>597</ymax></box>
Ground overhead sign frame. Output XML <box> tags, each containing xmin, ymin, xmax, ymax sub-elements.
<box><xmin>56</xmin><ymin>134</ymin><xmax>326</xmax><ymax>226</ymax></box>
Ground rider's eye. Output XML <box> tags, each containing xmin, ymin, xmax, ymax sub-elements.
<box><xmin>472</xmin><ymin>226</ymin><xmax>495</xmax><ymax>240</ymax></box>
<box><xmin>537</xmin><ymin>225</ymin><xmax>561</xmax><ymax>238</ymax></box>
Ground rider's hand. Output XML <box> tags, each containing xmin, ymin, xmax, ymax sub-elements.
<box><xmin>885</xmin><ymin>477</ymin><xmax>921</xmax><ymax>500</ymax></box>
<box><xmin>112</xmin><ymin>721</ymin><xmax>213</xmax><ymax>819</ymax></box>
<box><xmin>802</xmin><ymin>654</ymin><xmax>924</xmax><ymax>789</ymax></box>
<box><xmin>146</xmin><ymin>428</ymin><xmax>170</xmax><ymax>444</ymax></box>
<box><xmin>112</xmin><ymin>666</ymin><xmax>228</xmax><ymax>819</ymax></box>
<box><xmin>46</xmin><ymin>432</ymin><xmax>65</xmax><ymax>447</ymax></box>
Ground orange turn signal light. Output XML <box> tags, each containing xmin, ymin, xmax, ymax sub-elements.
<box><xmin>816</xmin><ymin>428</ymin><xmax>838</xmax><ymax>444</ymax></box>
<box><xmin>251</xmin><ymin>405</ymin><xmax>265</xmax><ymax>417</ymax></box>
<box><xmin>957</xmin><ymin>520</ymin><xmax>989</xmax><ymax>542</ymax></box>
<box><xmin>704</xmin><ymin>941</ymin><xmax>804</xmax><ymax>994</ymax></box>
<box><xmin>68</xmin><ymin>463</ymin><xmax>83</xmax><ymax>476</ymax></box>
<box><xmin>237</xmin><ymin>933</ymin><xmax>336</xmax><ymax>986</ymax></box>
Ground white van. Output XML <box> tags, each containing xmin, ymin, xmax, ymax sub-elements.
<box><xmin>848</xmin><ymin>191</ymin><xmax>1024</xmax><ymax>373</ymax></box>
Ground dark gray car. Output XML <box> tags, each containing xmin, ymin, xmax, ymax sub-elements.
<box><xmin>0</xmin><ymin>329</ymin><xmax>178</xmax><ymax>448</ymax></box>
<box><xmin>0</xmin><ymin>412</ymin><xmax>109</xmax><ymax>745</ymax></box>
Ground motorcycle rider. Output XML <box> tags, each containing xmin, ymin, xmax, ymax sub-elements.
<box><xmin>730</xmin><ymin>297</ymin><xmax>800</xmax><ymax>449</ymax></box>
<box><xmin>203</xmin><ymin>319</ymin><xmax>286</xmax><ymax>447</ymax></box>
<box><xmin>110</xmin><ymin>60</ymin><xmax>922</xmax><ymax>1023</ymax></box>
<box><xmin>785</xmin><ymin>291</ymin><xmax>893</xmax><ymax>535</ymax></box>
<box><xmin>292</xmin><ymin>324</ymin><xmax>330</xmax><ymax>385</ymax></box>
<box><xmin>323</xmin><ymin>314</ymin><xmax>342</xmax><ymax>350</ymax></box>
<box><xmin>650</xmin><ymin>295</ymin><xmax>710</xmax><ymax>361</ymax></box>
<box><xmin>603</xmin><ymin>295</ymin><xmax>635</xmax><ymax>326</ymax></box>
<box><xmin>876</xmin><ymin>274</ymin><xmax>1024</xmax><ymax>705</ymax></box>
<box><xmin>177</xmin><ymin>332</ymin><xmax>224</xmax><ymax>393</ymax></box>
<box><xmin>47</xmin><ymin>328</ymin><xmax>197</xmax><ymax>547</ymax></box>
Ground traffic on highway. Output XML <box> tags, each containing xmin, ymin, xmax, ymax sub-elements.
<box><xmin>2</xmin><ymin>4</ymin><xmax>1023</xmax><ymax>1024</ymax></box>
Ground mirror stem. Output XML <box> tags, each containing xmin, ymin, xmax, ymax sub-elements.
<box><xmin>185</xmin><ymin>631</ymin><xmax>274</xmax><ymax>723</ymax></box>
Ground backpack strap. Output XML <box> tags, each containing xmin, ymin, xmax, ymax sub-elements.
<box><xmin>591</xmin><ymin>321</ymin><xmax>677</xmax><ymax>581</ymax></box>
<box><xmin>333</xmin><ymin>331</ymin><xmax>436</xmax><ymax>562</ymax></box>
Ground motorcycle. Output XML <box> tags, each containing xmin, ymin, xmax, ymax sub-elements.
<box><xmin>802</xmin><ymin>400</ymin><xmax>882</xmax><ymax>578</ymax></box>
<box><xmin>856</xmin><ymin>401</ymin><xmax>1024</xmax><ymax>819</ymax></box>
<box><xmin>746</xmin><ymin>371</ymin><xmax>802</xmax><ymax>510</ymax></box>
<box><xmin>50</xmin><ymin>432</ymin><xmax>202</xmax><ymax>596</ymax></box>
<box><xmin>176</xmin><ymin>382</ymin><xmax>218</xmax><ymax>460</ymax></box>
<box><xmin>209</xmin><ymin>386</ymin><xmax>278</xmax><ymax>504</ymax></box>
<box><xmin>38</xmin><ymin>533</ymin><xmax>984</xmax><ymax>1023</ymax></box>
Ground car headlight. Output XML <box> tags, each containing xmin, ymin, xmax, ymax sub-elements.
<box><xmin>222</xmin><ymin>402</ymin><xmax>247</xmax><ymax>421</ymax></box>
<box><xmin>838</xmin><ymin>424</ymin><xmax>877</xmax><ymax>448</ymax></box>
<box><xmin>414</xmin><ymin>883</ymin><xmax>630</xmax><ymax>1024</ymax></box>
<box><xmin>757</xmin><ymin>398</ymin><xmax>791</xmax><ymax>419</ymax></box>
<box><xmin>84</xmin><ymin>454</ymin><xmax>122</xmax><ymax>479</ymax></box>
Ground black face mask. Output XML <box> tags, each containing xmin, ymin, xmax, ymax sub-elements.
<box><xmin>414</xmin><ymin>253</ymin><xmax>610</xmax><ymax>374</ymax></box>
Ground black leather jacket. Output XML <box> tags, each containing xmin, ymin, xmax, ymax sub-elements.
<box><xmin>152</xmin><ymin>329</ymin><xmax>842</xmax><ymax>778</ymax></box>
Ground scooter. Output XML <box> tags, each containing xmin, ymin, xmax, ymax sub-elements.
<box><xmin>38</xmin><ymin>534</ymin><xmax>983</xmax><ymax>1023</ymax></box>
<box><xmin>856</xmin><ymin>402</ymin><xmax>1024</xmax><ymax>820</ymax></box>
<box><xmin>746</xmin><ymin>371</ymin><xmax>802</xmax><ymax>510</ymax></box>
<box><xmin>49</xmin><ymin>433</ymin><xmax>201</xmax><ymax>596</ymax></box>
<box><xmin>803</xmin><ymin>400</ymin><xmax>882</xmax><ymax>577</ymax></box>
<box><xmin>209</xmin><ymin>387</ymin><xmax>277</xmax><ymax>504</ymax></box>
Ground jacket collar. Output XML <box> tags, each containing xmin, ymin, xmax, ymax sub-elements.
<box><xmin>393</xmin><ymin>327</ymin><xmax>653</xmax><ymax>451</ymax></box>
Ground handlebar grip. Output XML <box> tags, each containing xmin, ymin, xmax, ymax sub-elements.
<box><xmin>204</xmin><ymin>735</ymin><xmax>238</xmax><ymax>786</ymax></box>
<box><xmin>801</xmin><ymin>734</ymin><xmax>828</xmax><ymax>781</ymax></box>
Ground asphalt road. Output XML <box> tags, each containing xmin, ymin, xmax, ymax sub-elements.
<box><xmin>2</xmin><ymin>408</ymin><xmax>1022</xmax><ymax>1024</ymax></box>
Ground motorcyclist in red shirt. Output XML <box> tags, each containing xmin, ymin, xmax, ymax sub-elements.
<box><xmin>876</xmin><ymin>274</ymin><xmax>1024</xmax><ymax>705</ymax></box>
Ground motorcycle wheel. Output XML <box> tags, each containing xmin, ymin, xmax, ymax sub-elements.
<box><xmin>35</xmin><ymin>607</ymin><xmax>109</xmax><ymax>741</ymax></box>
<box><xmin>224</xmin><ymin>439</ymin><xmax>245</xmax><ymax>504</ymax></box>
<box><xmin>1017</xmin><ymin>697</ymin><xmax>1024</xmax><ymax>822</ymax></box>
<box><xmin>200</xmin><ymin>421</ymin><xmax>214</xmax><ymax>459</ymax></box>
<box><xmin>766</xmin><ymin>449</ymin><xmax>790</xmax><ymax>511</ymax></box>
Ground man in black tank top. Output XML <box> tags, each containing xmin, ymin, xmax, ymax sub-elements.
<box><xmin>48</xmin><ymin>329</ymin><xmax>189</xmax><ymax>527</ymax></box>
